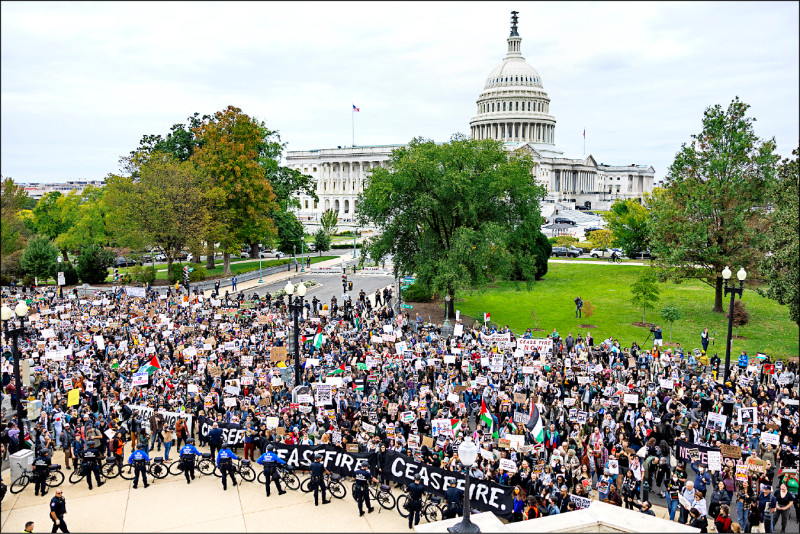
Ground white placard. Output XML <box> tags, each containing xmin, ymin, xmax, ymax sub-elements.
<box><xmin>707</xmin><ymin>451</ymin><xmax>722</xmax><ymax>472</ymax></box>
<box><xmin>659</xmin><ymin>378</ymin><xmax>674</xmax><ymax>390</ymax></box>
<box><xmin>623</xmin><ymin>393</ymin><xmax>639</xmax><ymax>404</ymax></box>
<box><xmin>297</xmin><ymin>394</ymin><xmax>314</xmax><ymax>404</ymax></box>
<box><xmin>266</xmin><ymin>416</ymin><xmax>279</xmax><ymax>429</ymax></box>
<box><xmin>132</xmin><ymin>372</ymin><xmax>149</xmax><ymax>386</ymax></box>
<box><xmin>453</xmin><ymin>324</ymin><xmax>464</xmax><ymax>337</ymax></box>
<box><xmin>760</xmin><ymin>432</ymin><xmax>780</xmax><ymax>446</ymax></box>
<box><xmin>499</xmin><ymin>458</ymin><xmax>517</xmax><ymax>473</ymax></box>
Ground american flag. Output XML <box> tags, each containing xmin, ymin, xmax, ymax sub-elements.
<box><xmin>353</xmin><ymin>104</ymin><xmax>360</xmax><ymax>112</ymax></box>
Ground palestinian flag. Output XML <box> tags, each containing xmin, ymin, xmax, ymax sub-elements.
<box><xmin>526</xmin><ymin>400</ymin><xmax>545</xmax><ymax>442</ymax></box>
<box><xmin>479</xmin><ymin>398</ymin><xmax>499</xmax><ymax>439</ymax></box>
<box><xmin>313</xmin><ymin>325</ymin><xmax>324</xmax><ymax>349</ymax></box>
<box><xmin>137</xmin><ymin>355</ymin><xmax>161</xmax><ymax>375</ymax></box>
<box><xmin>353</xmin><ymin>377</ymin><xmax>365</xmax><ymax>391</ymax></box>
<box><xmin>328</xmin><ymin>363</ymin><xmax>345</xmax><ymax>375</ymax></box>
<box><xmin>450</xmin><ymin>418</ymin><xmax>463</xmax><ymax>437</ymax></box>
<box><xmin>23</xmin><ymin>431</ymin><xmax>34</xmax><ymax>449</ymax></box>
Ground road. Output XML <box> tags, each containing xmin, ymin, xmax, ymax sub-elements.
<box><xmin>242</xmin><ymin>272</ymin><xmax>396</xmax><ymax>305</ymax></box>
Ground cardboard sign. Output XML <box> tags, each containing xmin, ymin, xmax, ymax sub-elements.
<box><xmin>735</xmin><ymin>464</ymin><xmax>748</xmax><ymax>481</ymax></box>
<box><xmin>513</xmin><ymin>392</ymin><xmax>527</xmax><ymax>403</ymax></box>
<box><xmin>707</xmin><ymin>451</ymin><xmax>722</xmax><ymax>472</ymax></box>
<box><xmin>347</xmin><ymin>444</ymin><xmax>360</xmax><ymax>453</ymax></box>
<box><xmin>746</xmin><ymin>458</ymin><xmax>766</xmax><ymax>475</ymax></box>
<box><xmin>721</xmin><ymin>444</ymin><xmax>742</xmax><ymax>459</ymax></box>
<box><xmin>270</xmin><ymin>346</ymin><xmax>287</xmax><ymax>362</ymax></box>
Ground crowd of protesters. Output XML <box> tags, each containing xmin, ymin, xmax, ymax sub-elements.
<box><xmin>1</xmin><ymin>281</ymin><xmax>798</xmax><ymax>533</ymax></box>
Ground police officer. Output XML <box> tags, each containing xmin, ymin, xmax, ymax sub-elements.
<box><xmin>255</xmin><ymin>444</ymin><xmax>286</xmax><ymax>497</ymax></box>
<box><xmin>50</xmin><ymin>489</ymin><xmax>69</xmax><ymax>533</ymax></box>
<box><xmin>444</xmin><ymin>478</ymin><xmax>464</xmax><ymax>519</ymax></box>
<box><xmin>81</xmin><ymin>441</ymin><xmax>104</xmax><ymax>490</ymax></box>
<box><xmin>179</xmin><ymin>438</ymin><xmax>201</xmax><ymax>484</ymax></box>
<box><xmin>353</xmin><ymin>460</ymin><xmax>377</xmax><ymax>516</ymax></box>
<box><xmin>216</xmin><ymin>446</ymin><xmax>239</xmax><ymax>490</ymax></box>
<box><xmin>33</xmin><ymin>448</ymin><xmax>52</xmax><ymax>497</ymax></box>
<box><xmin>309</xmin><ymin>453</ymin><xmax>330</xmax><ymax>506</ymax></box>
<box><xmin>407</xmin><ymin>473</ymin><xmax>425</xmax><ymax>529</ymax></box>
<box><xmin>128</xmin><ymin>443</ymin><xmax>150</xmax><ymax>489</ymax></box>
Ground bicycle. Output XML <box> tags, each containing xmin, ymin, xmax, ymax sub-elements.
<box><xmin>350</xmin><ymin>479</ymin><xmax>396</xmax><ymax>511</ymax></box>
<box><xmin>69</xmin><ymin>459</ymin><xmax>107</xmax><ymax>484</ymax></box>
<box><xmin>10</xmin><ymin>465</ymin><xmax>65</xmax><ymax>494</ymax></box>
<box><xmin>301</xmin><ymin>472</ymin><xmax>347</xmax><ymax>499</ymax></box>
<box><xmin>168</xmin><ymin>453</ymin><xmax>216</xmax><ymax>477</ymax></box>
<box><xmin>608</xmin><ymin>255</ymin><xmax>622</xmax><ymax>263</ymax></box>
<box><xmin>397</xmin><ymin>491</ymin><xmax>445</xmax><ymax>523</ymax></box>
<box><xmin>212</xmin><ymin>458</ymin><xmax>256</xmax><ymax>482</ymax></box>
<box><xmin>257</xmin><ymin>465</ymin><xmax>300</xmax><ymax>490</ymax></box>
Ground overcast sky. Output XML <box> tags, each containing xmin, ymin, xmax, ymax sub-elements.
<box><xmin>2</xmin><ymin>1</ymin><xmax>798</xmax><ymax>184</ymax></box>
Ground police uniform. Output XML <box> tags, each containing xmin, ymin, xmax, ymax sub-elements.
<box><xmin>217</xmin><ymin>448</ymin><xmax>239</xmax><ymax>490</ymax></box>
<box><xmin>33</xmin><ymin>453</ymin><xmax>52</xmax><ymax>496</ymax></box>
<box><xmin>353</xmin><ymin>464</ymin><xmax>375</xmax><ymax>516</ymax></box>
<box><xmin>255</xmin><ymin>451</ymin><xmax>286</xmax><ymax>496</ymax></box>
<box><xmin>407</xmin><ymin>477</ymin><xmax>425</xmax><ymax>528</ymax></box>
<box><xmin>128</xmin><ymin>448</ymin><xmax>150</xmax><ymax>489</ymax></box>
<box><xmin>81</xmin><ymin>446</ymin><xmax>103</xmax><ymax>490</ymax></box>
<box><xmin>445</xmin><ymin>481</ymin><xmax>464</xmax><ymax>519</ymax></box>
<box><xmin>50</xmin><ymin>494</ymin><xmax>68</xmax><ymax>533</ymax></box>
<box><xmin>179</xmin><ymin>444</ymin><xmax>201</xmax><ymax>484</ymax></box>
<box><xmin>310</xmin><ymin>456</ymin><xmax>330</xmax><ymax>506</ymax></box>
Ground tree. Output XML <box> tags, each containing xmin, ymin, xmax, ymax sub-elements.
<box><xmin>581</xmin><ymin>300</ymin><xmax>596</xmax><ymax>322</ymax></box>
<box><xmin>659</xmin><ymin>304</ymin><xmax>682</xmax><ymax>342</ymax></box>
<box><xmin>75</xmin><ymin>244</ymin><xmax>115</xmax><ymax>284</ymax></box>
<box><xmin>728</xmin><ymin>300</ymin><xmax>750</xmax><ymax>337</ymax></box>
<box><xmin>647</xmin><ymin>97</ymin><xmax>779</xmax><ymax>312</ymax></box>
<box><xmin>631</xmin><ymin>270</ymin><xmax>660</xmax><ymax>323</ymax></box>
<box><xmin>758</xmin><ymin>147</ymin><xmax>799</xmax><ymax>326</ymax></box>
<box><xmin>509</xmin><ymin>220</ymin><xmax>551</xmax><ymax>285</ymax></box>
<box><xmin>48</xmin><ymin>261</ymin><xmax>79</xmax><ymax>286</ymax></box>
<box><xmin>191</xmin><ymin>106</ymin><xmax>279</xmax><ymax>275</ymax></box>
<box><xmin>314</xmin><ymin>228</ymin><xmax>331</xmax><ymax>253</ymax></box>
<box><xmin>29</xmin><ymin>191</ymin><xmax>81</xmax><ymax>261</ymax></box>
<box><xmin>589</xmin><ymin>229</ymin><xmax>614</xmax><ymax>256</ymax></box>
<box><xmin>1</xmin><ymin>177</ymin><xmax>32</xmax><ymax>280</ymax></box>
<box><xmin>357</xmin><ymin>135</ymin><xmax>547</xmax><ymax>318</ymax></box>
<box><xmin>105</xmin><ymin>153</ymin><xmax>208</xmax><ymax>271</ymax></box>
<box><xmin>58</xmin><ymin>186</ymin><xmax>115</xmax><ymax>253</ymax></box>
<box><xmin>272</xmin><ymin>210</ymin><xmax>305</xmax><ymax>254</ymax></box>
<box><xmin>603</xmin><ymin>199</ymin><xmax>649</xmax><ymax>258</ymax></box>
<box><xmin>320</xmin><ymin>209</ymin><xmax>339</xmax><ymax>238</ymax></box>
<box><xmin>20</xmin><ymin>236</ymin><xmax>59</xmax><ymax>281</ymax></box>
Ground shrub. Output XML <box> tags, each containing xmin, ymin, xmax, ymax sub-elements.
<box><xmin>188</xmin><ymin>264</ymin><xmax>207</xmax><ymax>282</ymax></box>
<box><xmin>22</xmin><ymin>275</ymin><xmax>35</xmax><ymax>287</ymax></box>
<box><xmin>75</xmin><ymin>244</ymin><xmax>115</xmax><ymax>285</ymax></box>
<box><xmin>120</xmin><ymin>273</ymin><xmax>133</xmax><ymax>285</ymax></box>
<box><xmin>20</xmin><ymin>236</ymin><xmax>59</xmax><ymax>280</ymax></box>
<box><xmin>331</xmin><ymin>243</ymin><xmax>363</xmax><ymax>249</ymax></box>
<box><xmin>402</xmin><ymin>282</ymin><xmax>432</xmax><ymax>302</ymax></box>
<box><xmin>131</xmin><ymin>265</ymin><xmax>156</xmax><ymax>285</ymax></box>
<box><xmin>167</xmin><ymin>263</ymin><xmax>182</xmax><ymax>284</ymax></box>
<box><xmin>728</xmin><ymin>300</ymin><xmax>750</xmax><ymax>336</ymax></box>
<box><xmin>48</xmin><ymin>261</ymin><xmax>79</xmax><ymax>286</ymax></box>
<box><xmin>551</xmin><ymin>236</ymin><xmax>580</xmax><ymax>247</ymax></box>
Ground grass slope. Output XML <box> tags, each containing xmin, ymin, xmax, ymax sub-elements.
<box><xmin>455</xmin><ymin>263</ymin><xmax>798</xmax><ymax>360</ymax></box>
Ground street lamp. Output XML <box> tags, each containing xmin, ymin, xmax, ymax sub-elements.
<box><xmin>1</xmin><ymin>301</ymin><xmax>30</xmax><ymax>443</ymax></box>
<box><xmin>57</xmin><ymin>256</ymin><xmax>63</xmax><ymax>299</ymax></box>
<box><xmin>442</xmin><ymin>294</ymin><xmax>454</xmax><ymax>338</ymax></box>
<box><xmin>258</xmin><ymin>243</ymin><xmax>263</xmax><ymax>284</ymax></box>
<box><xmin>285</xmin><ymin>281</ymin><xmax>307</xmax><ymax>388</ymax></box>
<box><xmin>722</xmin><ymin>266</ymin><xmax>746</xmax><ymax>383</ymax></box>
<box><xmin>449</xmin><ymin>437</ymin><xmax>480</xmax><ymax>533</ymax></box>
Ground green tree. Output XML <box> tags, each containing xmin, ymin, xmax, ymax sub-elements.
<box><xmin>659</xmin><ymin>304</ymin><xmax>682</xmax><ymax>342</ymax></box>
<box><xmin>272</xmin><ymin>210</ymin><xmax>305</xmax><ymax>254</ymax></box>
<box><xmin>58</xmin><ymin>186</ymin><xmax>115</xmax><ymax>253</ymax></box>
<box><xmin>1</xmin><ymin>177</ymin><xmax>32</xmax><ymax>281</ymax></box>
<box><xmin>48</xmin><ymin>261</ymin><xmax>79</xmax><ymax>286</ymax></box>
<box><xmin>191</xmin><ymin>106</ymin><xmax>279</xmax><ymax>275</ymax></box>
<box><xmin>647</xmin><ymin>97</ymin><xmax>779</xmax><ymax>312</ymax></box>
<box><xmin>589</xmin><ymin>229</ymin><xmax>614</xmax><ymax>255</ymax></box>
<box><xmin>29</xmin><ymin>191</ymin><xmax>81</xmax><ymax>261</ymax></box>
<box><xmin>320</xmin><ymin>209</ymin><xmax>339</xmax><ymax>238</ymax></box>
<box><xmin>106</xmin><ymin>153</ymin><xmax>208</xmax><ymax>271</ymax></box>
<box><xmin>631</xmin><ymin>270</ymin><xmax>660</xmax><ymax>323</ymax></box>
<box><xmin>75</xmin><ymin>244</ymin><xmax>115</xmax><ymax>284</ymax></box>
<box><xmin>603</xmin><ymin>199</ymin><xmax>649</xmax><ymax>258</ymax></box>
<box><xmin>758</xmin><ymin>147</ymin><xmax>799</xmax><ymax>326</ymax></box>
<box><xmin>314</xmin><ymin>228</ymin><xmax>331</xmax><ymax>253</ymax></box>
<box><xmin>357</xmin><ymin>135</ymin><xmax>547</xmax><ymax>318</ymax></box>
<box><xmin>20</xmin><ymin>235</ymin><xmax>59</xmax><ymax>281</ymax></box>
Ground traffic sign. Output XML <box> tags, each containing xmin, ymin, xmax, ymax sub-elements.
<box><xmin>401</xmin><ymin>304</ymin><xmax>413</xmax><ymax>309</ymax></box>
<box><xmin>403</xmin><ymin>277</ymin><xmax>415</xmax><ymax>283</ymax></box>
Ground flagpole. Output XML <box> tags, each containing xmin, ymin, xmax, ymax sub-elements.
<box><xmin>583</xmin><ymin>128</ymin><xmax>586</xmax><ymax>156</ymax></box>
<box><xmin>352</xmin><ymin>108</ymin><xmax>355</xmax><ymax>147</ymax></box>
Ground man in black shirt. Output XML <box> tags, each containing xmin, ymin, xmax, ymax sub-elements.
<box><xmin>406</xmin><ymin>473</ymin><xmax>425</xmax><ymax>529</ymax></box>
<box><xmin>50</xmin><ymin>489</ymin><xmax>69</xmax><ymax>533</ymax></box>
<box><xmin>309</xmin><ymin>453</ymin><xmax>330</xmax><ymax>506</ymax></box>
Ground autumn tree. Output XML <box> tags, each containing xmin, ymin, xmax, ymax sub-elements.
<box><xmin>647</xmin><ymin>97</ymin><xmax>779</xmax><ymax>312</ymax></box>
<box><xmin>1</xmin><ymin>177</ymin><xmax>32</xmax><ymax>279</ymax></box>
<box><xmin>191</xmin><ymin>106</ymin><xmax>280</xmax><ymax>274</ymax></box>
<box><xmin>589</xmin><ymin>229</ymin><xmax>614</xmax><ymax>256</ymax></box>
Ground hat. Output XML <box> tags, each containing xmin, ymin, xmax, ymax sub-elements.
<box><xmin>560</xmin><ymin>485</ymin><xmax>568</xmax><ymax>491</ymax></box>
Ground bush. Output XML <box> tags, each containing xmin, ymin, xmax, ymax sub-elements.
<box><xmin>167</xmin><ymin>263</ymin><xmax>182</xmax><ymax>284</ymax></box>
<box><xmin>331</xmin><ymin>243</ymin><xmax>363</xmax><ymax>249</ymax></box>
<box><xmin>75</xmin><ymin>244</ymin><xmax>115</xmax><ymax>285</ymax></box>
<box><xmin>20</xmin><ymin>236</ymin><xmax>59</xmax><ymax>280</ymax></box>
<box><xmin>120</xmin><ymin>273</ymin><xmax>133</xmax><ymax>285</ymax></box>
<box><xmin>314</xmin><ymin>229</ymin><xmax>331</xmax><ymax>253</ymax></box>
<box><xmin>402</xmin><ymin>282</ymin><xmax>432</xmax><ymax>302</ymax></box>
<box><xmin>22</xmin><ymin>275</ymin><xmax>35</xmax><ymax>287</ymax></box>
<box><xmin>189</xmin><ymin>264</ymin><xmax>207</xmax><ymax>282</ymax></box>
<box><xmin>48</xmin><ymin>261</ymin><xmax>80</xmax><ymax>286</ymax></box>
<box><xmin>551</xmin><ymin>236</ymin><xmax>580</xmax><ymax>247</ymax></box>
<box><xmin>131</xmin><ymin>265</ymin><xmax>156</xmax><ymax>285</ymax></box>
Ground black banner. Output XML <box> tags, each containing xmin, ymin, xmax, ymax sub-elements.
<box><xmin>675</xmin><ymin>439</ymin><xmax>749</xmax><ymax>468</ymax></box>
<box><xmin>272</xmin><ymin>443</ymin><xmax>377</xmax><ymax>477</ymax></box>
<box><xmin>198</xmin><ymin>416</ymin><xmax>246</xmax><ymax>447</ymax></box>
<box><xmin>381</xmin><ymin>450</ymin><xmax>515</xmax><ymax>519</ymax></box>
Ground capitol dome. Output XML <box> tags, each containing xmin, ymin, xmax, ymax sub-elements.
<box><xmin>470</xmin><ymin>11</ymin><xmax>556</xmax><ymax>147</ymax></box>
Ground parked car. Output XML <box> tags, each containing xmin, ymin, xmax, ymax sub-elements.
<box><xmin>114</xmin><ymin>257</ymin><xmax>138</xmax><ymax>268</ymax></box>
<box><xmin>583</xmin><ymin>226</ymin><xmax>603</xmax><ymax>235</ymax></box>
<box><xmin>306</xmin><ymin>243</ymin><xmax>316</xmax><ymax>252</ymax></box>
<box><xmin>629</xmin><ymin>250</ymin><xmax>653</xmax><ymax>260</ymax></box>
<box><xmin>553</xmin><ymin>217</ymin><xmax>577</xmax><ymax>226</ymax></box>
<box><xmin>551</xmin><ymin>246</ymin><xmax>580</xmax><ymax>258</ymax></box>
<box><xmin>240</xmin><ymin>251</ymin><xmax>251</xmax><ymax>258</ymax></box>
<box><xmin>589</xmin><ymin>248</ymin><xmax>613</xmax><ymax>258</ymax></box>
<box><xmin>566</xmin><ymin>246</ymin><xmax>583</xmax><ymax>256</ymax></box>
<box><xmin>175</xmin><ymin>251</ymin><xmax>189</xmax><ymax>261</ymax></box>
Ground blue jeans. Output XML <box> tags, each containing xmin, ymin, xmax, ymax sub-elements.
<box><xmin>763</xmin><ymin>511</ymin><xmax>773</xmax><ymax>533</ymax></box>
<box><xmin>737</xmin><ymin>500</ymin><xmax>749</xmax><ymax>530</ymax></box>
<box><xmin>164</xmin><ymin>440</ymin><xmax>173</xmax><ymax>461</ymax></box>
<box><xmin>149</xmin><ymin>432</ymin><xmax>162</xmax><ymax>452</ymax></box>
<box><xmin>666</xmin><ymin>494</ymin><xmax>679</xmax><ymax>521</ymax></box>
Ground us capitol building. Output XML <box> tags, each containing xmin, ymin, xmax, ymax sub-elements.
<box><xmin>286</xmin><ymin>12</ymin><xmax>655</xmax><ymax>225</ymax></box>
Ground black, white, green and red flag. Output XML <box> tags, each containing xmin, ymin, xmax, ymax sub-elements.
<box><xmin>526</xmin><ymin>399</ymin><xmax>545</xmax><ymax>442</ymax></box>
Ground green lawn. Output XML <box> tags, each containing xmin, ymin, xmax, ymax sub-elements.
<box><xmin>455</xmin><ymin>263</ymin><xmax>798</xmax><ymax>361</ymax></box>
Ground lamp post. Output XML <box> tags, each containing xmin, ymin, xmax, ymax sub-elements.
<box><xmin>57</xmin><ymin>256</ymin><xmax>63</xmax><ymax>299</ymax></box>
<box><xmin>722</xmin><ymin>266</ymin><xmax>746</xmax><ymax>383</ymax></box>
<box><xmin>441</xmin><ymin>294</ymin><xmax>454</xmax><ymax>338</ymax></box>
<box><xmin>285</xmin><ymin>281</ymin><xmax>307</xmax><ymax>388</ymax></box>
<box><xmin>2</xmin><ymin>301</ymin><xmax>30</xmax><ymax>443</ymax></box>
<box><xmin>449</xmin><ymin>437</ymin><xmax>480</xmax><ymax>533</ymax></box>
<box><xmin>301</xmin><ymin>239</ymin><xmax>306</xmax><ymax>273</ymax></box>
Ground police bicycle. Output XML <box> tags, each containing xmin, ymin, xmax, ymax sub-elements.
<box><xmin>350</xmin><ymin>479</ymin><xmax>396</xmax><ymax>511</ymax></box>
<box><xmin>300</xmin><ymin>472</ymin><xmax>347</xmax><ymax>499</ymax></box>
<box><xmin>10</xmin><ymin>464</ymin><xmax>65</xmax><ymax>494</ymax></box>
<box><xmin>257</xmin><ymin>464</ymin><xmax>300</xmax><ymax>490</ymax></box>
<box><xmin>168</xmin><ymin>452</ymin><xmax>216</xmax><ymax>476</ymax></box>
<box><xmin>69</xmin><ymin>458</ymin><xmax>108</xmax><ymax>484</ymax></box>
<box><xmin>212</xmin><ymin>458</ymin><xmax>256</xmax><ymax>482</ymax></box>
<box><xmin>397</xmin><ymin>490</ymin><xmax>445</xmax><ymax>523</ymax></box>
<box><xmin>112</xmin><ymin>457</ymin><xmax>169</xmax><ymax>481</ymax></box>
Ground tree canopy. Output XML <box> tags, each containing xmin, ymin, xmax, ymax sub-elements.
<box><xmin>357</xmin><ymin>134</ymin><xmax>548</xmax><ymax>313</ymax></box>
<box><xmin>647</xmin><ymin>97</ymin><xmax>779</xmax><ymax>312</ymax></box>
<box><xmin>603</xmin><ymin>199</ymin><xmax>648</xmax><ymax>258</ymax></box>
